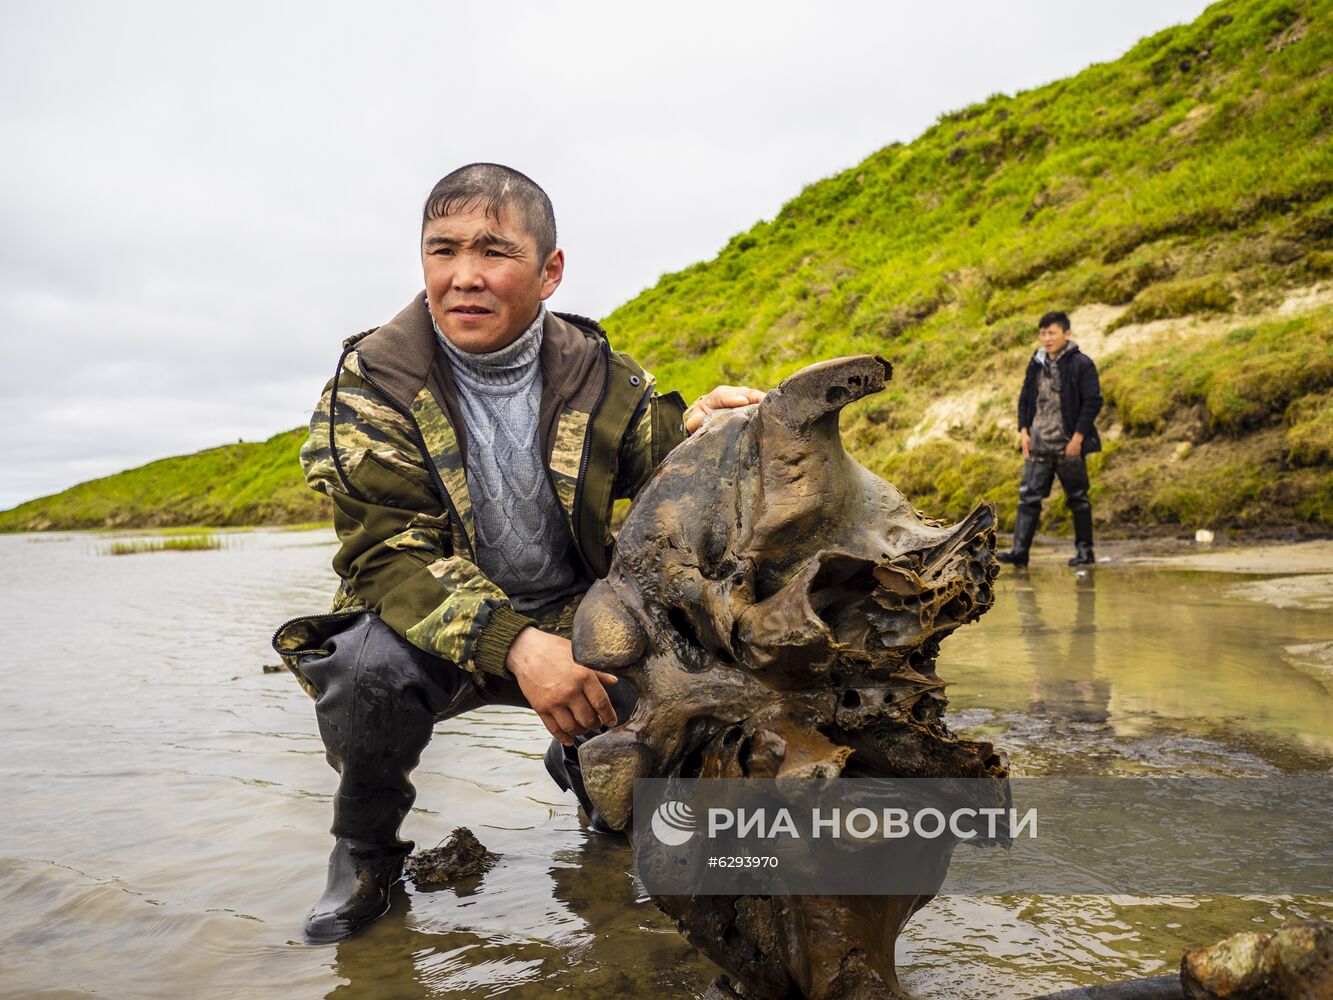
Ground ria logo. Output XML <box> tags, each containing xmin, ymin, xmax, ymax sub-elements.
<box><xmin>650</xmin><ymin>800</ymin><xmax>697</xmax><ymax>846</ymax></box>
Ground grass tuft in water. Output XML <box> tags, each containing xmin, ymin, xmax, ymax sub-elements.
<box><xmin>107</xmin><ymin>534</ymin><xmax>222</xmax><ymax>556</ymax></box>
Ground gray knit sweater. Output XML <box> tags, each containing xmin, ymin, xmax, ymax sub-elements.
<box><xmin>433</xmin><ymin>306</ymin><xmax>583</xmax><ymax>612</ymax></box>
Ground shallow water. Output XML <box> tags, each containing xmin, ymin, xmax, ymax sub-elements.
<box><xmin>0</xmin><ymin>530</ymin><xmax>1328</xmax><ymax>999</ymax></box>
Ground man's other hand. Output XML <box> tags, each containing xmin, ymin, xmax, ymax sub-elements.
<box><xmin>684</xmin><ymin>385</ymin><xmax>766</xmax><ymax>434</ymax></box>
<box><xmin>1019</xmin><ymin>428</ymin><xmax>1032</xmax><ymax>458</ymax></box>
<box><xmin>506</xmin><ymin>627</ymin><xmax>619</xmax><ymax>746</ymax></box>
<box><xmin>1063</xmin><ymin>432</ymin><xmax>1084</xmax><ymax>458</ymax></box>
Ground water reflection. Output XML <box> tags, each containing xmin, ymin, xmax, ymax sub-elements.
<box><xmin>1019</xmin><ymin>571</ymin><xmax>1110</xmax><ymax>726</ymax></box>
<box><xmin>945</xmin><ymin>564</ymin><xmax>1333</xmax><ymax>771</ymax></box>
<box><xmin>326</xmin><ymin>834</ymin><xmax>714</xmax><ymax>998</ymax></box>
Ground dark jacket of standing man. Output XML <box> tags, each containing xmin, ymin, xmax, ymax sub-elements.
<box><xmin>997</xmin><ymin>310</ymin><xmax>1103</xmax><ymax>568</ymax></box>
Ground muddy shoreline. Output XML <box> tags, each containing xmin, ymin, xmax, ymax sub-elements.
<box><xmin>1019</xmin><ymin>535</ymin><xmax>1333</xmax><ymax>574</ymax></box>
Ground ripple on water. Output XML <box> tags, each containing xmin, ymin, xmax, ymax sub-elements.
<box><xmin>0</xmin><ymin>857</ymin><xmax>332</xmax><ymax>999</ymax></box>
<box><xmin>0</xmin><ymin>533</ymin><xmax>1329</xmax><ymax>998</ymax></box>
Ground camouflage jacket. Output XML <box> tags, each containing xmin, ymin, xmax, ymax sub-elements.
<box><xmin>272</xmin><ymin>293</ymin><xmax>686</xmax><ymax>683</ymax></box>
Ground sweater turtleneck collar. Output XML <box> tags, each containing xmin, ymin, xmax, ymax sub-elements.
<box><xmin>431</xmin><ymin>304</ymin><xmax>546</xmax><ymax>389</ymax></box>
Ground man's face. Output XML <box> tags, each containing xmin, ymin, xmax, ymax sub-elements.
<box><xmin>1038</xmin><ymin>322</ymin><xmax>1070</xmax><ymax>354</ymax></box>
<box><xmin>422</xmin><ymin>202</ymin><xmax>563</xmax><ymax>353</ymax></box>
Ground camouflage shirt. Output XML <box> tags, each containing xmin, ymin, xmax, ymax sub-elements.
<box><xmin>273</xmin><ymin>294</ymin><xmax>687</xmax><ymax>684</ymax></box>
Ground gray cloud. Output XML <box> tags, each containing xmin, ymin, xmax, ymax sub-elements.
<box><xmin>0</xmin><ymin>0</ymin><xmax>1210</xmax><ymax>509</ymax></box>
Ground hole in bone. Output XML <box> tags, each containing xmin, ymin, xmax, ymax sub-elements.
<box><xmin>673</xmin><ymin>718</ymin><xmax>717</xmax><ymax>780</ymax></box>
<box><xmin>825</xmin><ymin>384</ymin><xmax>850</xmax><ymax>405</ymax></box>
<box><xmin>679</xmin><ymin>742</ymin><xmax>706</xmax><ymax>779</ymax></box>
<box><xmin>668</xmin><ymin>606</ymin><xmax>735</xmax><ymax>665</ymax></box>
<box><xmin>941</xmin><ymin>595</ymin><xmax>971</xmax><ymax>620</ymax></box>
<box><xmin>667</xmin><ymin>607</ymin><xmax>705</xmax><ymax>654</ymax></box>
<box><xmin>841</xmin><ymin>689</ymin><xmax>862</xmax><ymax>710</ymax></box>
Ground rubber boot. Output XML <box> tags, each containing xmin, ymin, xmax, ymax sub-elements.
<box><xmin>997</xmin><ymin>507</ymin><xmax>1038</xmax><ymax>567</ymax></box>
<box><xmin>545</xmin><ymin>739</ymin><xmax>619</xmax><ymax>835</ymax></box>
<box><xmin>1068</xmin><ymin>507</ymin><xmax>1095</xmax><ymax>566</ymax></box>
<box><xmin>304</xmin><ymin>838</ymin><xmax>411</xmax><ymax>945</ymax></box>
<box><xmin>544</xmin><ymin>677</ymin><xmax>639</xmax><ymax>835</ymax></box>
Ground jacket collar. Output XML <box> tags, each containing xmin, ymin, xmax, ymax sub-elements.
<box><xmin>353</xmin><ymin>292</ymin><xmax>608</xmax><ymax>414</ymax></box>
<box><xmin>1033</xmin><ymin>341</ymin><xmax>1080</xmax><ymax>367</ymax></box>
<box><xmin>348</xmin><ymin>293</ymin><xmax>612</xmax><ymax>560</ymax></box>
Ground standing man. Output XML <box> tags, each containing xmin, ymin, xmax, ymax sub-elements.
<box><xmin>996</xmin><ymin>310</ymin><xmax>1103</xmax><ymax>568</ymax></box>
<box><xmin>273</xmin><ymin>163</ymin><xmax>764</xmax><ymax>944</ymax></box>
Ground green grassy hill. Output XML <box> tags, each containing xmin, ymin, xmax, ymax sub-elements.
<box><xmin>0</xmin><ymin>429</ymin><xmax>327</xmax><ymax>531</ymax></box>
<box><xmin>605</xmin><ymin>0</ymin><xmax>1333</xmax><ymax>534</ymax></box>
<box><xmin>4</xmin><ymin>0</ymin><xmax>1331</xmax><ymax>535</ymax></box>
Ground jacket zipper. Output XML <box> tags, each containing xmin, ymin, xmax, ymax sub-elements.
<box><xmin>271</xmin><ymin>347</ymin><xmax>474</xmax><ymax>652</ymax></box>
<box><xmin>355</xmin><ymin>354</ymin><xmax>474</xmax><ymax>562</ymax></box>
<box><xmin>270</xmin><ymin>607</ymin><xmax>365</xmax><ymax>653</ymax></box>
<box><xmin>568</xmin><ymin>339</ymin><xmax>613</xmax><ymax>568</ymax></box>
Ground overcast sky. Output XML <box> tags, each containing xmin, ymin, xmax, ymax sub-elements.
<box><xmin>0</xmin><ymin>1</ymin><xmax>1212</xmax><ymax>510</ymax></box>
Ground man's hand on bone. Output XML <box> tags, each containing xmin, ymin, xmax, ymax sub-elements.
<box><xmin>684</xmin><ymin>385</ymin><xmax>766</xmax><ymax>434</ymax></box>
<box><xmin>505</xmin><ymin>627</ymin><xmax>619</xmax><ymax>746</ymax></box>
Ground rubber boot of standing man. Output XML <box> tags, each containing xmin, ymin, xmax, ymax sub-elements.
<box><xmin>997</xmin><ymin>310</ymin><xmax>1104</xmax><ymax>568</ymax></box>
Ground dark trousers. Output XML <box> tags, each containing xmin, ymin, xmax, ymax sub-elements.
<box><xmin>1019</xmin><ymin>454</ymin><xmax>1092</xmax><ymax>522</ymax></box>
<box><xmin>296</xmin><ymin>613</ymin><xmax>523</xmax><ymax>844</ymax></box>
<box><xmin>296</xmin><ymin>610</ymin><xmax>632</xmax><ymax>844</ymax></box>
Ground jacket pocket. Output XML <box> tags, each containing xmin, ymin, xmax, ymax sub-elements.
<box><xmin>347</xmin><ymin>451</ymin><xmax>441</xmax><ymax>512</ymax></box>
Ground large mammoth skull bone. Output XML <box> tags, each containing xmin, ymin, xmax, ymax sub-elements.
<box><xmin>572</xmin><ymin>356</ymin><xmax>1007</xmax><ymax>999</ymax></box>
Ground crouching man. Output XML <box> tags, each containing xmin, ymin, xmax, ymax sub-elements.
<box><xmin>273</xmin><ymin>163</ymin><xmax>764</xmax><ymax>943</ymax></box>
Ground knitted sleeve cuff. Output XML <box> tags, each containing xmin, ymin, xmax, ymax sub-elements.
<box><xmin>473</xmin><ymin>604</ymin><xmax>538</xmax><ymax>677</ymax></box>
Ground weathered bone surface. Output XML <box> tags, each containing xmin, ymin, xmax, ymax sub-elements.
<box><xmin>573</xmin><ymin>355</ymin><xmax>1008</xmax><ymax>999</ymax></box>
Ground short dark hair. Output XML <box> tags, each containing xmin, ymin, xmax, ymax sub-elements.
<box><xmin>1038</xmin><ymin>310</ymin><xmax>1071</xmax><ymax>332</ymax></box>
<box><xmin>421</xmin><ymin>163</ymin><xmax>557</xmax><ymax>261</ymax></box>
